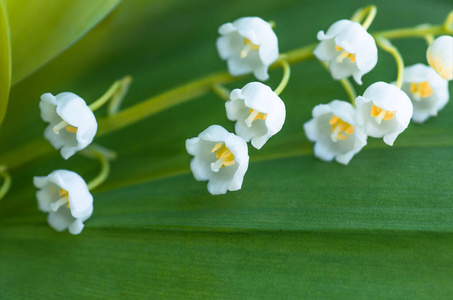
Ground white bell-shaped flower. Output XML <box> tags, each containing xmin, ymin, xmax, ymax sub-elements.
<box><xmin>225</xmin><ymin>82</ymin><xmax>285</xmax><ymax>149</ymax></box>
<box><xmin>39</xmin><ymin>92</ymin><xmax>98</xmax><ymax>160</ymax></box>
<box><xmin>186</xmin><ymin>125</ymin><xmax>249</xmax><ymax>195</ymax></box>
<box><xmin>304</xmin><ymin>100</ymin><xmax>367</xmax><ymax>165</ymax></box>
<box><xmin>313</xmin><ymin>19</ymin><xmax>378</xmax><ymax>85</ymax></box>
<box><xmin>400</xmin><ymin>64</ymin><xmax>449</xmax><ymax>123</ymax></box>
<box><xmin>34</xmin><ymin>170</ymin><xmax>93</xmax><ymax>235</ymax></box>
<box><xmin>355</xmin><ymin>82</ymin><xmax>413</xmax><ymax>146</ymax></box>
<box><xmin>216</xmin><ymin>17</ymin><xmax>279</xmax><ymax>81</ymax></box>
<box><xmin>426</xmin><ymin>35</ymin><xmax>453</xmax><ymax>81</ymax></box>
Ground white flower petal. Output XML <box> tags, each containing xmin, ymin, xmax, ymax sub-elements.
<box><xmin>399</xmin><ymin>64</ymin><xmax>449</xmax><ymax>123</ymax></box>
<box><xmin>355</xmin><ymin>82</ymin><xmax>413</xmax><ymax>145</ymax></box>
<box><xmin>216</xmin><ymin>17</ymin><xmax>279</xmax><ymax>81</ymax></box>
<box><xmin>186</xmin><ymin>125</ymin><xmax>249</xmax><ymax>195</ymax></box>
<box><xmin>40</xmin><ymin>92</ymin><xmax>98</xmax><ymax>159</ymax></box>
<box><xmin>314</xmin><ymin>19</ymin><xmax>377</xmax><ymax>85</ymax></box>
<box><xmin>427</xmin><ymin>35</ymin><xmax>453</xmax><ymax>80</ymax></box>
<box><xmin>34</xmin><ymin>170</ymin><xmax>93</xmax><ymax>234</ymax></box>
<box><xmin>225</xmin><ymin>82</ymin><xmax>285</xmax><ymax>149</ymax></box>
<box><xmin>304</xmin><ymin>100</ymin><xmax>367</xmax><ymax>165</ymax></box>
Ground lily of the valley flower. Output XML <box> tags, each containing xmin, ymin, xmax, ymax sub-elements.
<box><xmin>400</xmin><ymin>64</ymin><xmax>449</xmax><ymax>123</ymax></box>
<box><xmin>426</xmin><ymin>35</ymin><xmax>453</xmax><ymax>80</ymax></box>
<box><xmin>304</xmin><ymin>100</ymin><xmax>367</xmax><ymax>165</ymax></box>
<box><xmin>40</xmin><ymin>92</ymin><xmax>98</xmax><ymax>159</ymax></box>
<box><xmin>34</xmin><ymin>170</ymin><xmax>93</xmax><ymax>235</ymax></box>
<box><xmin>313</xmin><ymin>19</ymin><xmax>378</xmax><ymax>85</ymax></box>
<box><xmin>225</xmin><ymin>82</ymin><xmax>285</xmax><ymax>149</ymax></box>
<box><xmin>186</xmin><ymin>125</ymin><xmax>249</xmax><ymax>195</ymax></box>
<box><xmin>355</xmin><ymin>82</ymin><xmax>413</xmax><ymax>146</ymax></box>
<box><xmin>216</xmin><ymin>17</ymin><xmax>279</xmax><ymax>81</ymax></box>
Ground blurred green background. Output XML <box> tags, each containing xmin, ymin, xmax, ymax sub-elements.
<box><xmin>1</xmin><ymin>0</ymin><xmax>452</xmax><ymax>298</ymax></box>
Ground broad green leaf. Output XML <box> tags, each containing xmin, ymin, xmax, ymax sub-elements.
<box><xmin>7</xmin><ymin>0</ymin><xmax>120</xmax><ymax>85</ymax></box>
<box><xmin>1</xmin><ymin>0</ymin><xmax>453</xmax><ymax>298</ymax></box>
<box><xmin>0</xmin><ymin>0</ymin><xmax>11</xmax><ymax>126</ymax></box>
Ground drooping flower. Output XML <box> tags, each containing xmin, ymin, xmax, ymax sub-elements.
<box><xmin>304</xmin><ymin>100</ymin><xmax>367</xmax><ymax>165</ymax></box>
<box><xmin>33</xmin><ymin>170</ymin><xmax>94</xmax><ymax>235</ymax></box>
<box><xmin>426</xmin><ymin>35</ymin><xmax>453</xmax><ymax>80</ymax></box>
<box><xmin>186</xmin><ymin>125</ymin><xmax>249</xmax><ymax>195</ymax></box>
<box><xmin>400</xmin><ymin>64</ymin><xmax>449</xmax><ymax>123</ymax></box>
<box><xmin>313</xmin><ymin>19</ymin><xmax>378</xmax><ymax>85</ymax></box>
<box><xmin>39</xmin><ymin>92</ymin><xmax>98</xmax><ymax>160</ymax></box>
<box><xmin>225</xmin><ymin>82</ymin><xmax>285</xmax><ymax>149</ymax></box>
<box><xmin>355</xmin><ymin>82</ymin><xmax>413</xmax><ymax>146</ymax></box>
<box><xmin>216</xmin><ymin>17</ymin><xmax>279</xmax><ymax>81</ymax></box>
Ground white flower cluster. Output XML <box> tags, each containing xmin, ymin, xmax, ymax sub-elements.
<box><xmin>307</xmin><ymin>22</ymin><xmax>451</xmax><ymax>164</ymax></box>
<box><xmin>36</xmin><ymin>92</ymin><xmax>98</xmax><ymax>234</ymax></box>
<box><xmin>186</xmin><ymin>17</ymin><xmax>286</xmax><ymax>195</ymax></box>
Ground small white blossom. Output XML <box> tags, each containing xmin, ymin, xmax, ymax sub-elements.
<box><xmin>34</xmin><ymin>170</ymin><xmax>93</xmax><ymax>235</ymax></box>
<box><xmin>400</xmin><ymin>64</ymin><xmax>449</xmax><ymax>123</ymax></box>
<box><xmin>313</xmin><ymin>19</ymin><xmax>378</xmax><ymax>85</ymax></box>
<box><xmin>426</xmin><ymin>35</ymin><xmax>453</xmax><ymax>80</ymax></box>
<box><xmin>39</xmin><ymin>92</ymin><xmax>97</xmax><ymax>160</ymax></box>
<box><xmin>186</xmin><ymin>125</ymin><xmax>249</xmax><ymax>195</ymax></box>
<box><xmin>225</xmin><ymin>82</ymin><xmax>285</xmax><ymax>149</ymax></box>
<box><xmin>304</xmin><ymin>100</ymin><xmax>367</xmax><ymax>165</ymax></box>
<box><xmin>216</xmin><ymin>17</ymin><xmax>279</xmax><ymax>81</ymax></box>
<box><xmin>355</xmin><ymin>82</ymin><xmax>413</xmax><ymax>146</ymax></box>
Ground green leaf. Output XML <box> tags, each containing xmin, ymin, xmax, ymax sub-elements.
<box><xmin>1</xmin><ymin>0</ymin><xmax>453</xmax><ymax>298</ymax></box>
<box><xmin>7</xmin><ymin>0</ymin><xmax>120</xmax><ymax>85</ymax></box>
<box><xmin>0</xmin><ymin>0</ymin><xmax>11</xmax><ymax>126</ymax></box>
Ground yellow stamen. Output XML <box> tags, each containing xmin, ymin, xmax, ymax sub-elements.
<box><xmin>240</xmin><ymin>38</ymin><xmax>260</xmax><ymax>59</ymax></box>
<box><xmin>335</xmin><ymin>46</ymin><xmax>356</xmax><ymax>63</ymax></box>
<box><xmin>410</xmin><ymin>81</ymin><xmax>433</xmax><ymax>99</ymax></box>
<box><xmin>210</xmin><ymin>142</ymin><xmax>235</xmax><ymax>171</ymax></box>
<box><xmin>329</xmin><ymin>116</ymin><xmax>354</xmax><ymax>142</ymax></box>
<box><xmin>245</xmin><ymin>108</ymin><xmax>267</xmax><ymax>127</ymax></box>
<box><xmin>50</xmin><ymin>189</ymin><xmax>70</xmax><ymax>211</ymax></box>
<box><xmin>370</xmin><ymin>104</ymin><xmax>396</xmax><ymax>124</ymax></box>
<box><xmin>65</xmin><ymin>126</ymin><xmax>78</xmax><ymax>133</ymax></box>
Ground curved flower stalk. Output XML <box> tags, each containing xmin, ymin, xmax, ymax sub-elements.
<box><xmin>225</xmin><ymin>82</ymin><xmax>286</xmax><ymax>149</ymax></box>
<box><xmin>355</xmin><ymin>82</ymin><xmax>413</xmax><ymax>146</ymax></box>
<box><xmin>313</xmin><ymin>19</ymin><xmax>378</xmax><ymax>84</ymax></box>
<box><xmin>186</xmin><ymin>125</ymin><xmax>249</xmax><ymax>195</ymax></box>
<box><xmin>39</xmin><ymin>92</ymin><xmax>98</xmax><ymax>159</ymax></box>
<box><xmin>400</xmin><ymin>64</ymin><xmax>449</xmax><ymax>123</ymax></box>
<box><xmin>34</xmin><ymin>170</ymin><xmax>94</xmax><ymax>235</ymax></box>
<box><xmin>304</xmin><ymin>100</ymin><xmax>367</xmax><ymax>165</ymax></box>
<box><xmin>426</xmin><ymin>35</ymin><xmax>453</xmax><ymax>80</ymax></box>
<box><xmin>216</xmin><ymin>17</ymin><xmax>279</xmax><ymax>81</ymax></box>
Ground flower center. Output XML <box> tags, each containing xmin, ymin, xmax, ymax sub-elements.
<box><xmin>240</xmin><ymin>38</ymin><xmax>260</xmax><ymax>59</ymax></box>
<box><xmin>410</xmin><ymin>81</ymin><xmax>433</xmax><ymax>99</ymax></box>
<box><xmin>335</xmin><ymin>45</ymin><xmax>356</xmax><ymax>63</ymax></box>
<box><xmin>53</xmin><ymin>120</ymin><xmax>78</xmax><ymax>134</ymax></box>
<box><xmin>245</xmin><ymin>108</ymin><xmax>267</xmax><ymax>127</ymax></box>
<box><xmin>370</xmin><ymin>104</ymin><xmax>396</xmax><ymax>124</ymax></box>
<box><xmin>50</xmin><ymin>188</ymin><xmax>70</xmax><ymax>212</ymax></box>
<box><xmin>210</xmin><ymin>142</ymin><xmax>235</xmax><ymax>172</ymax></box>
<box><xmin>329</xmin><ymin>116</ymin><xmax>354</xmax><ymax>142</ymax></box>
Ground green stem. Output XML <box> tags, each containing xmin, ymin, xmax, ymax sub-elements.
<box><xmin>88</xmin><ymin>80</ymin><xmax>121</xmax><ymax>111</ymax></box>
<box><xmin>85</xmin><ymin>146</ymin><xmax>113</xmax><ymax>191</ymax></box>
<box><xmin>351</xmin><ymin>5</ymin><xmax>377</xmax><ymax>30</ymax></box>
<box><xmin>108</xmin><ymin>75</ymin><xmax>132</xmax><ymax>115</ymax></box>
<box><xmin>274</xmin><ymin>60</ymin><xmax>291</xmax><ymax>95</ymax></box>
<box><xmin>320</xmin><ymin>61</ymin><xmax>356</xmax><ymax>104</ymax></box>
<box><xmin>212</xmin><ymin>83</ymin><xmax>231</xmax><ymax>101</ymax></box>
<box><xmin>376</xmin><ymin>36</ymin><xmax>405</xmax><ymax>88</ymax></box>
<box><xmin>0</xmin><ymin>166</ymin><xmax>11</xmax><ymax>200</ymax></box>
<box><xmin>1</xmin><ymin>19</ymin><xmax>452</xmax><ymax>171</ymax></box>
